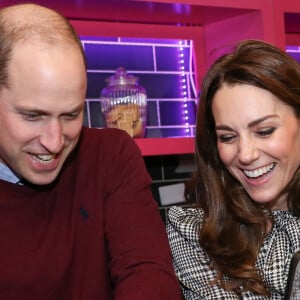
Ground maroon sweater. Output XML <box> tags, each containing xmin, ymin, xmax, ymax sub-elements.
<box><xmin>0</xmin><ymin>127</ymin><xmax>181</xmax><ymax>300</ymax></box>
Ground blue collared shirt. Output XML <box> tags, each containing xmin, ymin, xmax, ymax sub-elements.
<box><xmin>0</xmin><ymin>162</ymin><xmax>21</xmax><ymax>184</ymax></box>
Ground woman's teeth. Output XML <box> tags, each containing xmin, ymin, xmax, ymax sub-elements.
<box><xmin>243</xmin><ymin>163</ymin><xmax>275</xmax><ymax>178</ymax></box>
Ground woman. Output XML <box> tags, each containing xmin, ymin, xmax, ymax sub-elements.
<box><xmin>167</xmin><ymin>39</ymin><xmax>300</xmax><ymax>299</ymax></box>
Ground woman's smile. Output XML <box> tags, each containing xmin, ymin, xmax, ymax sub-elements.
<box><xmin>213</xmin><ymin>84</ymin><xmax>300</xmax><ymax>208</ymax></box>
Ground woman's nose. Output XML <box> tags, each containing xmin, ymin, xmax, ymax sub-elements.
<box><xmin>237</xmin><ymin>137</ymin><xmax>259</xmax><ymax>164</ymax></box>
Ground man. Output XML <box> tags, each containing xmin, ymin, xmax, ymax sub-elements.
<box><xmin>0</xmin><ymin>3</ymin><xmax>181</xmax><ymax>299</ymax></box>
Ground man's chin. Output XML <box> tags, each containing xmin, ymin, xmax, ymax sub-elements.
<box><xmin>22</xmin><ymin>172</ymin><xmax>59</xmax><ymax>186</ymax></box>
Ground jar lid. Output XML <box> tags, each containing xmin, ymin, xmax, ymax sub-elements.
<box><xmin>106</xmin><ymin>66</ymin><xmax>138</xmax><ymax>86</ymax></box>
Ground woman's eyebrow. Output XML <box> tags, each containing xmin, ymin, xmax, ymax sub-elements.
<box><xmin>215</xmin><ymin>124</ymin><xmax>233</xmax><ymax>131</ymax></box>
<box><xmin>248</xmin><ymin>114</ymin><xmax>278</xmax><ymax>128</ymax></box>
<box><xmin>215</xmin><ymin>114</ymin><xmax>279</xmax><ymax>131</ymax></box>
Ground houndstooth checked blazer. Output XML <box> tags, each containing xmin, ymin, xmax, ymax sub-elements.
<box><xmin>167</xmin><ymin>206</ymin><xmax>300</xmax><ymax>300</ymax></box>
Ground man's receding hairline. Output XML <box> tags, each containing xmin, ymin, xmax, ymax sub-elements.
<box><xmin>0</xmin><ymin>3</ymin><xmax>63</xmax><ymax>22</ymax></box>
<box><xmin>0</xmin><ymin>3</ymin><xmax>74</xmax><ymax>44</ymax></box>
<box><xmin>0</xmin><ymin>2</ymin><xmax>87</xmax><ymax>86</ymax></box>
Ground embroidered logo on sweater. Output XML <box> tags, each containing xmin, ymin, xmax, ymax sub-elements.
<box><xmin>80</xmin><ymin>206</ymin><xmax>89</xmax><ymax>220</ymax></box>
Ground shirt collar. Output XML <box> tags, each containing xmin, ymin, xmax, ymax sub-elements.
<box><xmin>0</xmin><ymin>162</ymin><xmax>22</xmax><ymax>184</ymax></box>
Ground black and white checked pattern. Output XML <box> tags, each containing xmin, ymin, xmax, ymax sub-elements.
<box><xmin>289</xmin><ymin>258</ymin><xmax>300</xmax><ymax>298</ymax></box>
<box><xmin>167</xmin><ymin>207</ymin><xmax>300</xmax><ymax>300</ymax></box>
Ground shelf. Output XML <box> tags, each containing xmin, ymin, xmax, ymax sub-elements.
<box><xmin>0</xmin><ymin>0</ymin><xmax>285</xmax><ymax>158</ymax></box>
<box><xmin>134</xmin><ymin>137</ymin><xmax>195</xmax><ymax>156</ymax></box>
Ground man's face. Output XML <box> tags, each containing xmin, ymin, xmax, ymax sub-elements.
<box><xmin>0</xmin><ymin>41</ymin><xmax>87</xmax><ymax>185</ymax></box>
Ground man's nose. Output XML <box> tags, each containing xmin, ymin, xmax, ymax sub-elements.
<box><xmin>39</xmin><ymin>120</ymin><xmax>64</xmax><ymax>153</ymax></box>
<box><xmin>237</xmin><ymin>136</ymin><xmax>259</xmax><ymax>164</ymax></box>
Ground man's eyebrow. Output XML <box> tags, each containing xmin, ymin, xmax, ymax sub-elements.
<box><xmin>16</xmin><ymin>107</ymin><xmax>48</xmax><ymax>114</ymax></box>
<box><xmin>16</xmin><ymin>103</ymin><xmax>84</xmax><ymax>114</ymax></box>
<box><xmin>62</xmin><ymin>103</ymin><xmax>85</xmax><ymax>113</ymax></box>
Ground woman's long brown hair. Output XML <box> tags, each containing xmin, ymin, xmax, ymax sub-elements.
<box><xmin>192</xmin><ymin>39</ymin><xmax>300</xmax><ymax>296</ymax></box>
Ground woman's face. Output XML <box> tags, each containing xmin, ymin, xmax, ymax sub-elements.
<box><xmin>212</xmin><ymin>84</ymin><xmax>300</xmax><ymax>210</ymax></box>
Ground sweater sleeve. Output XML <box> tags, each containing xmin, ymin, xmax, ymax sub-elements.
<box><xmin>103</xmin><ymin>130</ymin><xmax>182</xmax><ymax>300</ymax></box>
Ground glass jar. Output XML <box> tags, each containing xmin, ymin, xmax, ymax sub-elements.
<box><xmin>100</xmin><ymin>66</ymin><xmax>147</xmax><ymax>138</ymax></box>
